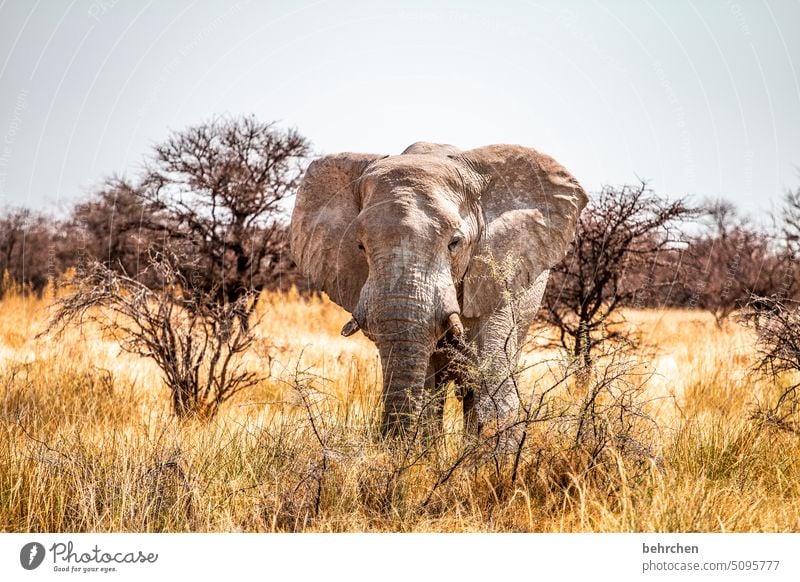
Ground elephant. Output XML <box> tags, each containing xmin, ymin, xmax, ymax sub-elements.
<box><xmin>290</xmin><ymin>142</ymin><xmax>587</xmax><ymax>442</ymax></box>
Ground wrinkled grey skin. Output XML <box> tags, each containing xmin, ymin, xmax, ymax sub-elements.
<box><xmin>290</xmin><ymin>143</ymin><xmax>587</xmax><ymax>440</ymax></box>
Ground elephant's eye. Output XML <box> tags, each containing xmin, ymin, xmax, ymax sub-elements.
<box><xmin>357</xmin><ymin>241</ymin><xmax>365</xmax><ymax>252</ymax></box>
<box><xmin>448</xmin><ymin>236</ymin><xmax>462</xmax><ymax>252</ymax></box>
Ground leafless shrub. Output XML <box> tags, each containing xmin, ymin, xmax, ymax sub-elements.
<box><xmin>414</xmin><ymin>353</ymin><xmax>661</xmax><ymax>515</ymax></box>
<box><xmin>542</xmin><ymin>182</ymin><xmax>695</xmax><ymax>367</ymax></box>
<box><xmin>45</xmin><ymin>251</ymin><xmax>262</xmax><ymax>419</ymax></box>
<box><xmin>555</xmin><ymin>348</ymin><xmax>662</xmax><ymax>474</ymax></box>
<box><xmin>742</xmin><ymin>295</ymin><xmax>800</xmax><ymax>435</ymax></box>
<box><xmin>286</xmin><ymin>365</ymin><xmax>336</xmax><ymax>521</ymax></box>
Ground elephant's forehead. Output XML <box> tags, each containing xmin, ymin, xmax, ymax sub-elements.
<box><xmin>363</xmin><ymin>155</ymin><xmax>466</xmax><ymax>192</ymax></box>
<box><xmin>361</xmin><ymin>155</ymin><xmax>479</xmax><ymax>212</ymax></box>
<box><xmin>357</xmin><ymin>189</ymin><xmax>460</xmax><ymax>232</ymax></box>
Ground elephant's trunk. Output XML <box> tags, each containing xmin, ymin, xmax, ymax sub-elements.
<box><xmin>366</xmin><ymin>296</ymin><xmax>438</xmax><ymax>438</ymax></box>
<box><xmin>378</xmin><ymin>337</ymin><xmax>431</xmax><ymax>436</ymax></box>
<box><xmin>354</xmin><ymin>246</ymin><xmax>462</xmax><ymax>438</ymax></box>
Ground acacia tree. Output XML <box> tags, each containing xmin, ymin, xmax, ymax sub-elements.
<box><xmin>68</xmin><ymin>116</ymin><xmax>309</xmax><ymax>304</ymax></box>
<box><xmin>685</xmin><ymin>201</ymin><xmax>784</xmax><ymax>326</ymax></box>
<box><xmin>0</xmin><ymin>207</ymin><xmax>64</xmax><ymax>297</ymax></box>
<box><xmin>541</xmin><ymin>182</ymin><xmax>694</xmax><ymax>367</ymax></box>
<box><xmin>139</xmin><ymin>115</ymin><xmax>310</xmax><ymax>306</ymax></box>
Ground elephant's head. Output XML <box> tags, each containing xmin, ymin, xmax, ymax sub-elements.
<box><xmin>290</xmin><ymin>142</ymin><xmax>587</xmax><ymax>436</ymax></box>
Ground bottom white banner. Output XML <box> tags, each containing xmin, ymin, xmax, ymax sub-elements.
<box><xmin>1</xmin><ymin>533</ymin><xmax>797</xmax><ymax>581</ymax></box>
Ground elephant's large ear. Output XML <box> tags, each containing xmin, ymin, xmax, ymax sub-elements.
<box><xmin>290</xmin><ymin>153</ymin><xmax>384</xmax><ymax>313</ymax></box>
<box><xmin>460</xmin><ymin>145</ymin><xmax>588</xmax><ymax>318</ymax></box>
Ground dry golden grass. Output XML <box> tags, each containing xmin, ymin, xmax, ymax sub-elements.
<box><xmin>1</xmin><ymin>287</ymin><xmax>799</xmax><ymax>532</ymax></box>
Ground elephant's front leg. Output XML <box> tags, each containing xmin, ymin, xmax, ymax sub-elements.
<box><xmin>459</xmin><ymin>309</ymin><xmax>524</xmax><ymax>438</ymax></box>
<box><xmin>464</xmin><ymin>271</ymin><xmax>550</xmax><ymax>448</ymax></box>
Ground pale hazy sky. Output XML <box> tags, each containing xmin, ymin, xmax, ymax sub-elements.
<box><xmin>0</xmin><ymin>0</ymin><xmax>798</xmax><ymax>218</ymax></box>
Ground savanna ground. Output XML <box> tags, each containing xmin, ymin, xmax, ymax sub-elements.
<box><xmin>1</xmin><ymin>284</ymin><xmax>799</xmax><ymax>532</ymax></box>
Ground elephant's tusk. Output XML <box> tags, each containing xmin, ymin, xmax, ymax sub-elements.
<box><xmin>447</xmin><ymin>313</ymin><xmax>464</xmax><ymax>337</ymax></box>
<box><xmin>341</xmin><ymin>317</ymin><xmax>360</xmax><ymax>337</ymax></box>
